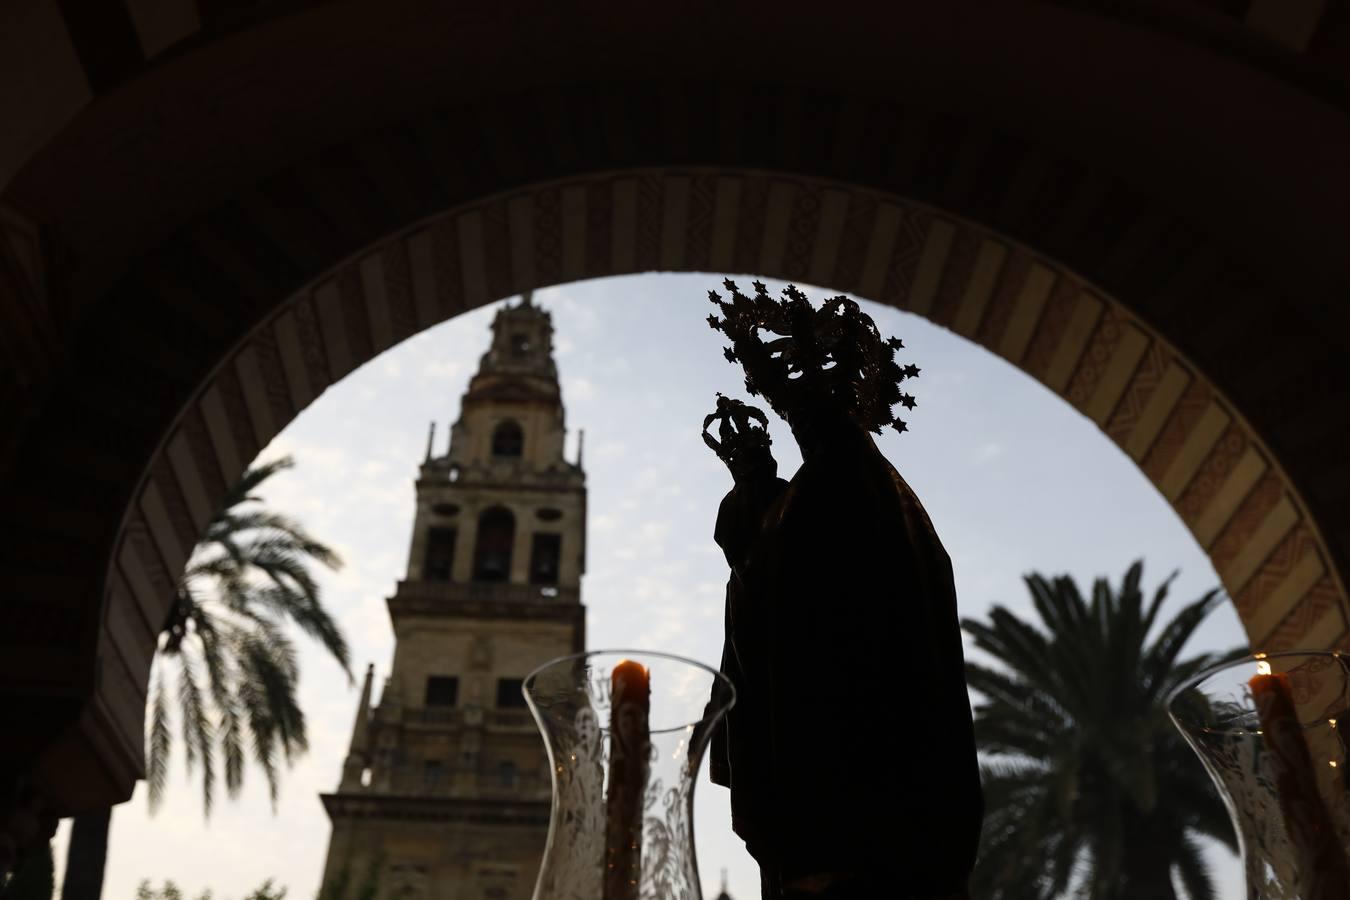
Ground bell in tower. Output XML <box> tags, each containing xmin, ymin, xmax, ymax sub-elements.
<box><xmin>318</xmin><ymin>294</ymin><xmax>587</xmax><ymax>900</ymax></box>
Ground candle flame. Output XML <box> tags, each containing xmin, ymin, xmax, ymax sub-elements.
<box><xmin>1256</xmin><ymin>660</ymin><xmax>1272</xmax><ymax>676</ymax></box>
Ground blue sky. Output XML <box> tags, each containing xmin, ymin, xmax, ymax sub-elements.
<box><xmin>53</xmin><ymin>273</ymin><xmax>1247</xmax><ymax>898</ymax></box>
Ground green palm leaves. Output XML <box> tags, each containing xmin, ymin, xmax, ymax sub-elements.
<box><xmin>963</xmin><ymin>561</ymin><xmax>1243</xmax><ymax>900</ymax></box>
<box><xmin>147</xmin><ymin>455</ymin><xmax>350</xmax><ymax>815</ymax></box>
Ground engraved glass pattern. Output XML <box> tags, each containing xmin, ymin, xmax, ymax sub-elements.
<box><xmin>523</xmin><ymin>650</ymin><xmax>735</xmax><ymax>900</ymax></box>
<box><xmin>1169</xmin><ymin>651</ymin><xmax>1350</xmax><ymax>899</ymax></box>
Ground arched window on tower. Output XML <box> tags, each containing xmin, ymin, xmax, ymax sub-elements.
<box><xmin>529</xmin><ymin>533</ymin><xmax>561</xmax><ymax>585</ymax></box>
<box><xmin>491</xmin><ymin>420</ymin><xmax>523</xmax><ymax>458</ymax></box>
<box><xmin>473</xmin><ymin>507</ymin><xmax>515</xmax><ymax>582</ymax></box>
<box><xmin>422</xmin><ymin>527</ymin><xmax>457</xmax><ymax>581</ymax></box>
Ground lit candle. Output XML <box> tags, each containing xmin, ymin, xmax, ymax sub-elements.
<box><xmin>604</xmin><ymin>660</ymin><xmax>651</xmax><ymax>900</ymax></box>
<box><xmin>1249</xmin><ymin>658</ymin><xmax>1350</xmax><ymax>897</ymax></box>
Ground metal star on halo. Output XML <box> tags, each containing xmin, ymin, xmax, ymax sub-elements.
<box><xmin>898</xmin><ymin>393</ymin><xmax>917</xmax><ymax>410</ymax></box>
<box><xmin>892</xmin><ymin>419</ymin><xmax>909</xmax><ymax>434</ymax></box>
<box><xmin>752</xmin><ymin>280</ymin><xmax>768</xmax><ymax>294</ymax></box>
<box><xmin>707</xmin><ymin>315</ymin><xmax>722</xmax><ymax>331</ymax></box>
<box><xmin>902</xmin><ymin>364</ymin><xmax>921</xmax><ymax>379</ymax></box>
<box><xmin>723</xmin><ymin>278</ymin><xmax>738</xmax><ymax>291</ymax></box>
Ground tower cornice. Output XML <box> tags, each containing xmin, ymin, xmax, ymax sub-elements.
<box><xmin>414</xmin><ymin>473</ymin><xmax>585</xmax><ymax>492</ymax></box>
<box><xmin>320</xmin><ymin>793</ymin><xmax>551</xmax><ymax>827</ymax></box>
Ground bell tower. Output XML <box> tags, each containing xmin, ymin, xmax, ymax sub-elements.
<box><xmin>320</xmin><ymin>294</ymin><xmax>587</xmax><ymax>900</ymax></box>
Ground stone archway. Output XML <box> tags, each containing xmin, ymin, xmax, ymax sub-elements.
<box><xmin>98</xmin><ymin>168</ymin><xmax>1348</xmax><ymax>831</ymax></box>
<box><xmin>4</xmin><ymin>1</ymin><xmax>1350</xmax><ymax>821</ymax></box>
<box><xmin>116</xmin><ymin>170</ymin><xmax>1343</xmax><ymax>687</ymax></box>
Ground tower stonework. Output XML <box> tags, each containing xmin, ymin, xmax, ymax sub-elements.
<box><xmin>320</xmin><ymin>295</ymin><xmax>586</xmax><ymax>900</ymax></box>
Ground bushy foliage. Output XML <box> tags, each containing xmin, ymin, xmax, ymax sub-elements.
<box><xmin>134</xmin><ymin>879</ymin><xmax>284</xmax><ymax>900</ymax></box>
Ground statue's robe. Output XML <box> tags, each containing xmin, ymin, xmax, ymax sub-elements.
<box><xmin>709</xmin><ymin>464</ymin><xmax>787</xmax><ymax>857</ymax></box>
<box><xmin>711</xmin><ymin>419</ymin><xmax>982</xmax><ymax>898</ymax></box>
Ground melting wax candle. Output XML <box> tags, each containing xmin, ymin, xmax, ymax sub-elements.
<box><xmin>604</xmin><ymin>660</ymin><xmax>651</xmax><ymax>900</ymax></box>
<box><xmin>1249</xmin><ymin>658</ymin><xmax>1350</xmax><ymax>898</ymax></box>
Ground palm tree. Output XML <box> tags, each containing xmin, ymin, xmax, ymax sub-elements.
<box><xmin>147</xmin><ymin>455</ymin><xmax>351</xmax><ymax>810</ymax></box>
<box><xmin>62</xmin><ymin>456</ymin><xmax>350</xmax><ymax>900</ymax></box>
<box><xmin>963</xmin><ymin>561</ymin><xmax>1242</xmax><ymax>900</ymax></box>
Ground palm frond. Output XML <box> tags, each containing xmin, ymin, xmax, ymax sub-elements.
<box><xmin>963</xmin><ymin>608</ymin><xmax>1050</xmax><ymax>688</ymax></box>
<box><xmin>236</xmin><ymin>641</ymin><xmax>282</xmax><ymax>808</ymax></box>
<box><xmin>974</xmin><ymin>765</ymin><xmax>1079</xmax><ymax>900</ymax></box>
<box><xmin>1171</xmin><ymin>832</ymin><xmax>1218</xmax><ymax>900</ymax></box>
<box><xmin>965</xmin><ymin>662</ymin><xmax>1069</xmax><ymax>725</ymax></box>
<box><xmin>1139</xmin><ymin>566</ymin><xmax>1178</xmax><ymax>644</ymax></box>
<box><xmin>251</xmin><ymin>584</ymin><xmax>352</xmax><ymax>681</ymax></box>
<box><xmin>236</xmin><ymin>625</ymin><xmax>308</xmax><ymax>783</ymax></box>
<box><xmin>177</xmin><ymin>653</ymin><xmax>215</xmax><ymax>815</ymax></box>
<box><xmin>220</xmin><ymin>456</ymin><xmax>295</xmax><ymax>511</ymax></box>
<box><xmin>247</xmin><ymin>539</ymin><xmax>324</xmax><ymax>600</ymax></box>
<box><xmin>214</xmin><ymin>510</ymin><xmax>342</xmax><ymax>570</ymax></box>
<box><xmin>1141</xmin><ymin>587</ymin><xmax>1227</xmax><ymax>701</ymax></box>
<box><xmin>195</xmin><ymin>615</ymin><xmax>247</xmax><ymax>799</ymax></box>
<box><xmin>146</xmin><ymin>666</ymin><xmax>173</xmax><ymax>811</ymax></box>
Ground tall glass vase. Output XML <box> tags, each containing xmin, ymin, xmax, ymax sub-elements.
<box><xmin>1169</xmin><ymin>651</ymin><xmax>1350</xmax><ymax>899</ymax></box>
<box><xmin>523</xmin><ymin>650</ymin><xmax>735</xmax><ymax>900</ymax></box>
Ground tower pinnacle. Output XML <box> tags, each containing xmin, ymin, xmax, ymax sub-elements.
<box><xmin>338</xmin><ymin>663</ymin><xmax>375</xmax><ymax>790</ymax></box>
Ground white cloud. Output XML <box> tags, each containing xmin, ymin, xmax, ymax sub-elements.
<box><xmin>563</xmin><ymin>375</ymin><xmax>596</xmax><ymax>402</ymax></box>
<box><xmin>973</xmin><ymin>441</ymin><xmax>1004</xmax><ymax>464</ymax></box>
<box><xmin>593</xmin><ymin>440</ymin><xmax>628</xmax><ymax>461</ymax></box>
<box><xmin>421</xmin><ymin>359</ymin><xmax>468</xmax><ymax>382</ymax></box>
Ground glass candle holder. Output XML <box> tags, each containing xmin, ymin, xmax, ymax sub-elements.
<box><xmin>523</xmin><ymin>650</ymin><xmax>735</xmax><ymax>900</ymax></box>
<box><xmin>1168</xmin><ymin>651</ymin><xmax>1350</xmax><ymax>899</ymax></box>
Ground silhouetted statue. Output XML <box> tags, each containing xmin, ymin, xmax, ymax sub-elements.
<box><xmin>704</xmin><ymin>281</ymin><xmax>982</xmax><ymax>899</ymax></box>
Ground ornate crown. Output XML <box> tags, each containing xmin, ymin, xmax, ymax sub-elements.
<box><xmin>707</xmin><ymin>279</ymin><xmax>919</xmax><ymax>435</ymax></box>
<box><xmin>702</xmin><ymin>394</ymin><xmax>775</xmax><ymax>479</ymax></box>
